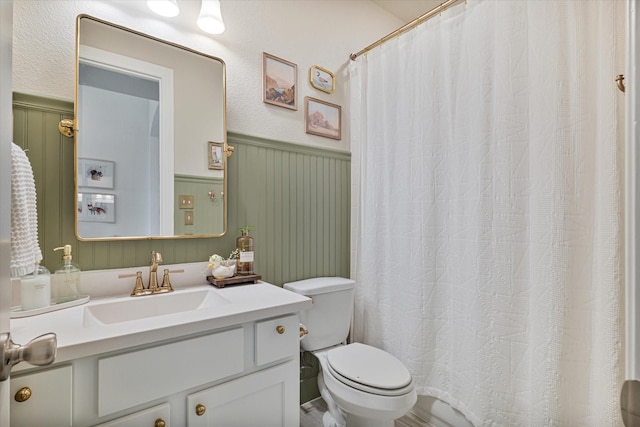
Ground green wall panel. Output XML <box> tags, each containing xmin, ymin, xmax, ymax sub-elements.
<box><xmin>174</xmin><ymin>175</ymin><xmax>224</xmax><ymax>236</ymax></box>
<box><xmin>12</xmin><ymin>93</ymin><xmax>351</xmax><ymax>288</ymax></box>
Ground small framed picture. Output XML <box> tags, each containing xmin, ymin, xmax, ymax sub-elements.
<box><xmin>78</xmin><ymin>158</ymin><xmax>115</xmax><ymax>189</ymax></box>
<box><xmin>208</xmin><ymin>141</ymin><xmax>224</xmax><ymax>170</ymax></box>
<box><xmin>305</xmin><ymin>97</ymin><xmax>342</xmax><ymax>140</ymax></box>
<box><xmin>309</xmin><ymin>65</ymin><xmax>335</xmax><ymax>94</ymax></box>
<box><xmin>78</xmin><ymin>193</ymin><xmax>115</xmax><ymax>223</ymax></box>
<box><xmin>263</xmin><ymin>52</ymin><xmax>297</xmax><ymax>110</ymax></box>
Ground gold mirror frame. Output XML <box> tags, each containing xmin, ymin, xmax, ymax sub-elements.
<box><xmin>71</xmin><ymin>15</ymin><xmax>232</xmax><ymax>241</ymax></box>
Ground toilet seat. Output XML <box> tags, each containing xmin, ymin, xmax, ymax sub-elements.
<box><xmin>326</xmin><ymin>343</ymin><xmax>413</xmax><ymax>396</ymax></box>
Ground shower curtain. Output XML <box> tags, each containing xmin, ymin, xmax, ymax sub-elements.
<box><xmin>349</xmin><ymin>1</ymin><xmax>625</xmax><ymax>425</ymax></box>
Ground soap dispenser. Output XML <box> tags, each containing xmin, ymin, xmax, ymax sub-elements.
<box><xmin>52</xmin><ymin>244</ymin><xmax>81</xmax><ymax>303</ymax></box>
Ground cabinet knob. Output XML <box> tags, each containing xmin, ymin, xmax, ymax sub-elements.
<box><xmin>276</xmin><ymin>325</ymin><xmax>285</xmax><ymax>334</ymax></box>
<box><xmin>154</xmin><ymin>418</ymin><xmax>166</xmax><ymax>427</ymax></box>
<box><xmin>196</xmin><ymin>403</ymin><xmax>206</xmax><ymax>416</ymax></box>
<box><xmin>14</xmin><ymin>387</ymin><xmax>32</xmax><ymax>402</ymax></box>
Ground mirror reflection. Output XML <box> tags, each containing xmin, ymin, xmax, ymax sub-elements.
<box><xmin>75</xmin><ymin>15</ymin><xmax>227</xmax><ymax>240</ymax></box>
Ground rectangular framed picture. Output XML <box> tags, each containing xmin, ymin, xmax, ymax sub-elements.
<box><xmin>309</xmin><ymin>65</ymin><xmax>335</xmax><ymax>94</ymax></box>
<box><xmin>78</xmin><ymin>193</ymin><xmax>115</xmax><ymax>223</ymax></box>
<box><xmin>78</xmin><ymin>158</ymin><xmax>115</xmax><ymax>189</ymax></box>
<box><xmin>263</xmin><ymin>52</ymin><xmax>297</xmax><ymax>110</ymax></box>
<box><xmin>208</xmin><ymin>141</ymin><xmax>224</xmax><ymax>170</ymax></box>
<box><xmin>305</xmin><ymin>97</ymin><xmax>342</xmax><ymax>140</ymax></box>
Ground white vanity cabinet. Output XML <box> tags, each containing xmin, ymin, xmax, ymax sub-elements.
<box><xmin>10</xmin><ymin>313</ymin><xmax>301</xmax><ymax>427</ymax></box>
<box><xmin>187</xmin><ymin>360</ymin><xmax>298</xmax><ymax>427</ymax></box>
<box><xmin>188</xmin><ymin>314</ymin><xmax>300</xmax><ymax>427</ymax></box>
<box><xmin>95</xmin><ymin>403</ymin><xmax>170</xmax><ymax>427</ymax></box>
<box><xmin>10</xmin><ymin>365</ymin><xmax>73</xmax><ymax>427</ymax></box>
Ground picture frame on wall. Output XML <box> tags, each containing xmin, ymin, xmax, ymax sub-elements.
<box><xmin>78</xmin><ymin>193</ymin><xmax>115</xmax><ymax>223</ymax></box>
<box><xmin>78</xmin><ymin>158</ymin><xmax>115</xmax><ymax>189</ymax></box>
<box><xmin>208</xmin><ymin>141</ymin><xmax>224</xmax><ymax>170</ymax></box>
<box><xmin>309</xmin><ymin>65</ymin><xmax>335</xmax><ymax>94</ymax></box>
<box><xmin>305</xmin><ymin>96</ymin><xmax>342</xmax><ymax>140</ymax></box>
<box><xmin>263</xmin><ymin>52</ymin><xmax>297</xmax><ymax>110</ymax></box>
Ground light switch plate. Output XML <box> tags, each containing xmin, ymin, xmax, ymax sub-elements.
<box><xmin>179</xmin><ymin>195</ymin><xmax>194</xmax><ymax>209</ymax></box>
<box><xmin>184</xmin><ymin>211</ymin><xmax>194</xmax><ymax>225</ymax></box>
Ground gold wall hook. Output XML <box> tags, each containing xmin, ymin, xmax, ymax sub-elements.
<box><xmin>225</xmin><ymin>144</ymin><xmax>235</xmax><ymax>157</ymax></box>
<box><xmin>58</xmin><ymin>119</ymin><xmax>75</xmax><ymax>137</ymax></box>
<box><xmin>616</xmin><ymin>74</ymin><xmax>626</xmax><ymax>93</ymax></box>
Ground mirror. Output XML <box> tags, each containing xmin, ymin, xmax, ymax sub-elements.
<box><xmin>74</xmin><ymin>15</ymin><xmax>229</xmax><ymax>240</ymax></box>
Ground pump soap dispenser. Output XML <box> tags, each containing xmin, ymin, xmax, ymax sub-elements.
<box><xmin>52</xmin><ymin>244</ymin><xmax>81</xmax><ymax>303</ymax></box>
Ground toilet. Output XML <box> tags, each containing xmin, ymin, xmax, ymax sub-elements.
<box><xmin>284</xmin><ymin>277</ymin><xmax>417</xmax><ymax>427</ymax></box>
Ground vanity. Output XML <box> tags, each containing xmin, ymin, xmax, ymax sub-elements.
<box><xmin>9</xmin><ymin>263</ymin><xmax>311</xmax><ymax>427</ymax></box>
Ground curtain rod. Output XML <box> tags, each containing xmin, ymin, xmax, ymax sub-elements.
<box><xmin>349</xmin><ymin>0</ymin><xmax>464</xmax><ymax>61</ymax></box>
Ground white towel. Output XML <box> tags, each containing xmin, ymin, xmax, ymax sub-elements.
<box><xmin>10</xmin><ymin>142</ymin><xmax>42</xmax><ymax>277</ymax></box>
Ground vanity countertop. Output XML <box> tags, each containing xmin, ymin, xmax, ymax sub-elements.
<box><xmin>10</xmin><ymin>263</ymin><xmax>312</xmax><ymax>370</ymax></box>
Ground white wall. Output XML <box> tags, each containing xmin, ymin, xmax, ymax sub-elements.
<box><xmin>12</xmin><ymin>0</ymin><xmax>404</xmax><ymax>152</ymax></box>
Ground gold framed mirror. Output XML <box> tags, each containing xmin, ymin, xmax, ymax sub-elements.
<box><xmin>73</xmin><ymin>15</ymin><xmax>230</xmax><ymax>241</ymax></box>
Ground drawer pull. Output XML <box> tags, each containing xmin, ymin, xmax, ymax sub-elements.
<box><xmin>276</xmin><ymin>325</ymin><xmax>285</xmax><ymax>334</ymax></box>
<box><xmin>154</xmin><ymin>418</ymin><xmax>166</xmax><ymax>427</ymax></box>
<box><xmin>196</xmin><ymin>403</ymin><xmax>206</xmax><ymax>416</ymax></box>
<box><xmin>14</xmin><ymin>387</ymin><xmax>32</xmax><ymax>402</ymax></box>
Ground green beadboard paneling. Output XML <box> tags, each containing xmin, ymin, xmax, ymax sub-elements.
<box><xmin>174</xmin><ymin>175</ymin><xmax>224</xmax><ymax>236</ymax></box>
<box><xmin>12</xmin><ymin>93</ymin><xmax>351</xmax><ymax>288</ymax></box>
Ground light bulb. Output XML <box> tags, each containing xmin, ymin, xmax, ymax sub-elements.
<box><xmin>147</xmin><ymin>0</ymin><xmax>180</xmax><ymax>18</ymax></box>
<box><xmin>198</xmin><ymin>0</ymin><xmax>225</xmax><ymax>34</ymax></box>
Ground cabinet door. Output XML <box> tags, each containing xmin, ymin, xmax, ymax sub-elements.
<box><xmin>95</xmin><ymin>403</ymin><xmax>170</xmax><ymax>427</ymax></box>
<box><xmin>187</xmin><ymin>360</ymin><xmax>298</xmax><ymax>427</ymax></box>
<box><xmin>10</xmin><ymin>365</ymin><xmax>72</xmax><ymax>427</ymax></box>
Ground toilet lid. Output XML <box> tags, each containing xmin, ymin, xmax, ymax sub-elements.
<box><xmin>326</xmin><ymin>343</ymin><xmax>413</xmax><ymax>396</ymax></box>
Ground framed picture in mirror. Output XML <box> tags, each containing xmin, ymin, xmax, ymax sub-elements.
<box><xmin>78</xmin><ymin>158</ymin><xmax>114</xmax><ymax>189</ymax></box>
<box><xmin>263</xmin><ymin>52</ymin><xmax>297</xmax><ymax>110</ymax></box>
<box><xmin>208</xmin><ymin>141</ymin><xmax>224</xmax><ymax>170</ymax></box>
<box><xmin>78</xmin><ymin>193</ymin><xmax>115</xmax><ymax>223</ymax></box>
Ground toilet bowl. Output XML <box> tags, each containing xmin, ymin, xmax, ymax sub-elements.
<box><xmin>283</xmin><ymin>277</ymin><xmax>417</xmax><ymax>427</ymax></box>
<box><xmin>314</xmin><ymin>343</ymin><xmax>417</xmax><ymax>427</ymax></box>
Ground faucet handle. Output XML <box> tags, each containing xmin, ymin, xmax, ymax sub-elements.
<box><xmin>129</xmin><ymin>271</ymin><xmax>150</xmax><ymax>297</ymax></box>
<box><xmin>156</xmin><ymin>269</ymin><xmax>174</xmax><ymax>294</ymax></box>
<box><xmin>156</xmin><ymin>269</ymin><xmax>184</xmax><ymax>293</ymax></box>
<box><xmin>119</xmin><ymin>271</ymin><xmax>150</xmax><ymax>297</ymax></box>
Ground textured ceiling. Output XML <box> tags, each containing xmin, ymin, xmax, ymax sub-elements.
<box><xmin>370</xmin><ymin>0</ymin><xmax>444</xmax><ymax>23</ymax></box>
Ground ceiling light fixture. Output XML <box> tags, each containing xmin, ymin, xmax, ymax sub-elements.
<box><xmin>197</xmin><ymin>0</ymin><xmax>225</xmax><ymax>35</ymax></box>
<box><xmin>147</xmin><ymin>0</ymin><xmax>180</xmax><ymax>18</ymax></box>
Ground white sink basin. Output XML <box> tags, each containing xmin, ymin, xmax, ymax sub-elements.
<box><xmin>83</xmin><ymin>289</ymin><xmax>231</xmax><ymax>327</ymax></box>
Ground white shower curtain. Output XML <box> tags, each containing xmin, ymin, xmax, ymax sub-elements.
<box><xmin>349</xmin><ymin>1</ymin><xmax>625</xmax><ymax>425</ymax></box>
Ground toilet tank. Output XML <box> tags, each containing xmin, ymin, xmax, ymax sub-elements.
<box><xmin>283</xmin><ymin>277</ymin><xmax>355</xmax><ymax>352</ymax></box>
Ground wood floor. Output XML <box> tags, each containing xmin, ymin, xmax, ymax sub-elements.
<box><xmin>300</xmin><ymin>398</ymin><xmax>424</xmax><ymax>427</ymax></box>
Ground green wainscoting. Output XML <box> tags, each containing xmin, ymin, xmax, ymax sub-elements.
<box><xmin>12</xmin><ymin>92</ymin><xmax>351</xmax><ymax>287</ymax></box>
<box><xmin>174</xmin><ymin>175</ymin><xmax>224</xmax><ymax>236</ymax></box>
